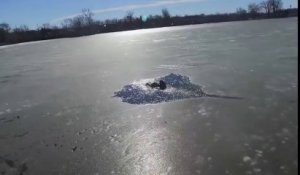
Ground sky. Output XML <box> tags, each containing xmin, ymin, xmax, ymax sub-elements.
<box><xmin>0</xmin><ymin>0</ymin><xmax>298</xmax><ymax>29</ymax></box>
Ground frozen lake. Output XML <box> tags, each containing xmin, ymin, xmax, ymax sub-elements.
<box><xmin>0</xmin><ymin>17</ymin><xmax>298</xmax><ymax>175</ymax></box>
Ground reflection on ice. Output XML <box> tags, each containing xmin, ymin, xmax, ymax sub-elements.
<box><xmin>114</xmin><ymin>73</ymin><xmax>242</xmax><ymax>104</ymax></box>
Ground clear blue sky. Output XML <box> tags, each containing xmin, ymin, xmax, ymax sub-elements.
<box><xmin>0</xmin><ymin>0</ymin><xmax>298</xmax><ymax>29</ymax></box>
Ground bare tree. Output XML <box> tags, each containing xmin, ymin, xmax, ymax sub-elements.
<box><xmin>61</xmin><ymin>8</ymin><xmax>94</xmax><ymax>31</ymax></box>
<box><xmin>0</xmin><ymin>23</ymin><xmax>11</xmax><ymax>32</ymax></box>
<box><xmin>162</xmin><ymin>8</ymin><xmax>171</xmax><ymax>19</ymax></box>
<box><xmin>236</xmin><ymin>7</ymin><xmax>247</xmax><ymax>15</ymax></box>
<box><xmin>61</xmin><ymin>18</ymin><xmax>73</xmax><ymax>29</ymax></box>
<box><xmin>125</xmin><ymin>11</ymin><xmax>134</xmax><ymax>22</ymax></box>
<box><xmin>269</xmin><ymin>0</ymin><xmax>283</xmax><ymax>13</ymax></box>
<box><xmin>40</xmin><ymin>23</ymin><xmax>51</xmax><ymax>30</ymax></box>
<box><xmin>248</xmin><ymin>3</ymin><xmax>261</xmax><ymax>17</ymax></box>
<box><xmin>82</xmin><ymin>8</ymin><xmax>94</xmax><ymax>26</ymax></box>
<box><xmin>72</xmin><ymin>16</ymin><xmax>85</xmax><ymax>29</ymax></box>
<box><xmin>260</xmin><ymin>0</ymin><xmax>282</xmax><ymax>14</ymax></box>
<box><xmin>0</xmin><ymin>23</ymin><xmax>10</xmax><ymax>43</ymax></box>
<box><xmin>260</xmin><ymin>1</ymin><xmax>272</xmax><ymax>15</ymax></box>
<box><xmin>13</xmin><ymin>25</ymin><xmax>29</xmax><ymax>33</ymax></box>
<box><xmin>161</xmin><ymin>8</ymin><xmax>172</xmax><ymax>25</ymax></box>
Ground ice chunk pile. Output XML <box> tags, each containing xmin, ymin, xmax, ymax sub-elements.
<box><xmin>114</xmin><ymin>73</ymin><xmax>205</xmax><ymax>104</ymax></box>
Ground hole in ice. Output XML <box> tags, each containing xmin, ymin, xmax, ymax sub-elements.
<box><xmin>114</xmin><ymin>73</ymin><xmax>242</xmax><ymax>104</ymax></box>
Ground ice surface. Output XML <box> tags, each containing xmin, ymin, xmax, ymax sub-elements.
<box><xmin>0</xmin><ymin>18</ymin><xmax>297</xmax><ymax>175</ymax></box>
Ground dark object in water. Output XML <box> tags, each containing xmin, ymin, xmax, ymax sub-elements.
<box><xmin>114</xmin><ymin>73</ymin><xmax>243</xmax><ymax>104</ymax></box>
<box><xmin>146</xmin><ymin>80</ymin><xmax>167</xmax><ymax>90</ymax></box>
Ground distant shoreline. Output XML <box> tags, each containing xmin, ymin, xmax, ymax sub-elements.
<box><xmin>0</xmin><ymin>15</ymin><xmax>297</xmax><ymax>48</ymax></box>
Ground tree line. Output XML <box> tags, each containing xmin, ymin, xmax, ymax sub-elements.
<box><xmin>0</xmin><ymin>0</ymin><xmax>297</xmax><ymax>45</ymax></box>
